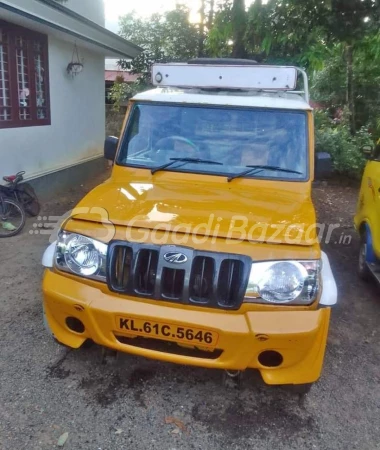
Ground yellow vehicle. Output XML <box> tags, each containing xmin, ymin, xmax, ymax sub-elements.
<box><xmin>42</xmin><ymin>60</ymin><xmax>337</xmax><ymax>392</ymax></box>
<box><xmin>355</xmin><ymin>141</ymin><xmax>380</xmax><ymax>282</ymax></box>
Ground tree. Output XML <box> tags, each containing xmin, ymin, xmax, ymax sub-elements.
<box><xmin>207</xmin><ymin>0</ymin><xmax>250</xmax><ymax>58</ymax></box>
<box><xmin>325</xmin><ymin>0</ymin><xmax>380</xmax><ymax>134</ymax></box>
<box><xmin>198</xmin><ymin>0</ymin><xmax>217</xmax><ymax>56</ymax></box>
<box><xmin>199</xmin><ymin>0</ymin><xmax>206</xmax><ymax>56</ymax></box>
<box><xmin>231</xmin><ymin>0</ymin><xmax>247</xmax><ymax>58</ymax></box>
<box><xmin>246</xmin><ymin>0</ymin><xmax>330</xmax><ymax>67</ymax></box>
<box><xmin>312</xmin><ymin>34</ymin><xmax>380</xmax><ymax>135</ymax></box>
<box><xmin>110</xmin><ymin>6</ymin><xmax>199</xmax><ymax>106</ymax></box>
<box><xmin>118</xmin><ymin>6</ymin><xmax>199</xmax><ymax>82</ymax></box>
<box><xmin>206</xmin><ymin>1</ymin><xmax>234</xmax><ymax>57</ymax></box>
<box><xmin>208</xmin><ymin>0</ymin><xmax>215</xmax><ymax>30</ymax></box>
<box><xmin>245</xmin><ymin>0</ymin><xmax>380</xmax><ymax>134</ymax></box>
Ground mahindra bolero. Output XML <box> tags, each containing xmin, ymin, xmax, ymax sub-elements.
<box><xmin>42</xmin><ymin>60</ymin><xmax>337</xmax><ymax>392</ymax></box>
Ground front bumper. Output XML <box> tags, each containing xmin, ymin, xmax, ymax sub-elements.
<box><xmin>43</xmin><ymin>270</ymin><xmax>331</xmax><ymax>385</ymax></box>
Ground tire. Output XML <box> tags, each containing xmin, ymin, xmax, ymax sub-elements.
<box><xmin>0</xmin><ymin>197</ymin><xmax>26</xmax><ymax>237</ymax></box>
<box><xmin>358</xmin><ymin>232</ymin><xmax>372</xmax><ymax>281</ymax></box>
<box><xmin>17</xmin><ymin>183</ymin><xmax>40</xmax><ymax>217</ymax></box>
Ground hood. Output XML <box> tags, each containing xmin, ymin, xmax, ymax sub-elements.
<box><xmin>73</xmin><ymin>177</ymin><xmax>316</xmax><ymax>246</ymax></box>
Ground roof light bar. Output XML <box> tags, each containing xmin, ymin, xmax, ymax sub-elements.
<box><xmin>152</xmin><ymin>63</ymin><xmax>309</xmax><ymax>103</ymax></box>
<box><xmin>152</xmin><ymin>63</ymin><xmax>297</xmax><ymax>90</ymax></box>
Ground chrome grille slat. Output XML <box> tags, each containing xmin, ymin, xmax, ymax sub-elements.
<box><xmin>200</xmin><ymin>257</ymin><xmax>206</xmax><ymax>296</ymax></box>
<box><xmin>227</xmin><ymin>260</ymin><xmax>235</xmax><ymax>295</ymax></box>
<box><xmin>145</xmin><ymin>251</ymin><xmax>152</xmax><ymax>293</ymax></box>
<box><xmin>107</xmin><ymin>242</ymin><xmax>251</xmax><ymax>310</ymax></box>
<box><xmin>135</xmin><ymin>249</ymin><xmax>159</xmax><ymax>295</ymax></box>
<box><xmin>217</xmin><ymin>259</ymin><xmax>244</xmax><ymax>307</ymax></box>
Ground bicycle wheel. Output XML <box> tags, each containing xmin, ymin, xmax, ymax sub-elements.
<box><xmin>0</xmin><ymin>197</ymin><xmax>26</xmax><ymax>238</ymax></box>
<box><xmin>16</xmin><ymin>183</ymin><xmax>40</xmax><ymax>217</ymax></box>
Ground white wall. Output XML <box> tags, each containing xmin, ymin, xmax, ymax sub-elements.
<box><xmin>1</xmin><ymin>35</ymin><xmax>105</xmax><ymax>180</ymax></box>
<box><xmin>64</xmin><ymin>0</ymin><xmax>105</xmax><ymax>26</ymax></box>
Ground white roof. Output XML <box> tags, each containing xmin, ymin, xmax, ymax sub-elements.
<box><xmin>133</xmin><ymin>88</ymin><xmax>312</xmax><ymax>111</ymax></box>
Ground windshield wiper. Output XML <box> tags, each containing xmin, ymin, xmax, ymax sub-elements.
<box><xmin>228</xmin><ymin>165</ymin><xmax>303</xmax><ymax>182</ymax></box>
<box><xmin>151</xmin><ymin>157</ymin><xmax>223</xmax><ymax>175</ymax></box>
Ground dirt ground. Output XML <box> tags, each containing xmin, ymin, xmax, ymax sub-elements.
<box><xmin>0</xmin><ymin>175</ymin><xmax>379</xmax><ymax>450</ymax></box>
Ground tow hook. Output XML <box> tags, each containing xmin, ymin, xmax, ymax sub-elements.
<box><xmin>223</xmin><ymin>370</ymin><xmax>243</xmax><ymax>388</ymax></box>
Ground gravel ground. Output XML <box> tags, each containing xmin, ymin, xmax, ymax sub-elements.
<box><xmin>0</xmin><ymin>177</ymin><xmax>379</xmax><ymax>450</ymax></box>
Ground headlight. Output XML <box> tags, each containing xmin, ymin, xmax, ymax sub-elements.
<box><xmin>55</xmin><ymin>232</ymin><xmax>107</xmax><ymax>281</ymax></box>
<box><xmin>244</xmin><ymin>260</ymin><xmax>320</xmax><ymax>305</ymax></box>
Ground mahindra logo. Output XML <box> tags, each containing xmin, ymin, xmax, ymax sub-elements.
<box><xmin>163</xmin><ymin>252</ymin><xmax>188</xmax><ymax>264</ymax></box>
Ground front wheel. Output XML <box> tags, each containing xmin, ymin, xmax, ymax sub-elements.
<box><xmin>358</xmin><ymin>233</ymin><xmax>372</xmax><ymax>281</ymax></box>
<box><xmin>0</xmin><ymin>197</ymin><xmax>26</xmax><ymax>237</ymax></box>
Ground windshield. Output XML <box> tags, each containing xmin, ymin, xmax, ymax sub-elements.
<box><xmin>117</xmin><ymin>103</ymin><xmax>308</xmax><ymax>181</ymax></box>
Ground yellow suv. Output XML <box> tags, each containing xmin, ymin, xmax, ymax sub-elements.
<box><xmin>42</xmin><ymin>60</ymin><xmax>337</xmax><ymax>392</ymax></box>
<box><xmin>355</xmin><ymin>141</ymin><xmax>380</xmax><ymax>281</ymax></box>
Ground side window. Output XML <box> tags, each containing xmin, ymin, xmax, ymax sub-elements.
<box><xmin>125</xmin><ymin>107</ymin><xmax>146</xmax><ymax>156</ymax></box>
<box><xmin>0</xmin><ymin>20</ymin><xmax>50</xmax><ymax>129</ymax></box>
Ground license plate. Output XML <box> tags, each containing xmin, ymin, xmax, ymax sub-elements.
<box><xmin>116</xmin><ymin>316</ymin><xmax>219</xmax><ymax>348</ymax></box>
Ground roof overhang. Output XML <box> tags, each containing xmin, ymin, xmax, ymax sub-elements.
<box><xmin>0</xmin><ymin>0</ymin><xmax>142</xmax><ymax>58</ymax></box>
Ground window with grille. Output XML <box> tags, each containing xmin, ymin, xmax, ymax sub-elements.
<box><xmin>0</xmin><ymin>20</ymin><xmax>50</xmax><ymax>129</ymax></box>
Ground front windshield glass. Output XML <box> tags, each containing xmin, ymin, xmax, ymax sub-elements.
<box><xmin>117</xmin><ymin>103</ymin><xmax>308</xmax><ymax>180</ymax></box>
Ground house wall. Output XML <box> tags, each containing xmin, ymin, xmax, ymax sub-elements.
<box><xmin>1</xmin><ymin>35</ymin><xmax>105</xmax><ymax>186</ymax></box>
<box><xmin>64</xmin><ymin>0</ymin><xmax>105</xmax><ymax>26</ymax></box>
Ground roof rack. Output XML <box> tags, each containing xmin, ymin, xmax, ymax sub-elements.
<box><xmin>188</xmin><ymin>58</ymin><xmax>258</xmax><ymax>66</ymax></box>
<box><xmin>152</xmin><ymin>62</ymin><xmax>309</xmax><ymax>104</ymax></box>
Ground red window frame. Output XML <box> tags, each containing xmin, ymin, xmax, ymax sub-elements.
<box><xmin>0</xmin><ymin>20</ymin><xmax>50</xmax><ymax>129</ymax></box>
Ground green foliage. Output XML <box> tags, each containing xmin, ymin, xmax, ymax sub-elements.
<box><xmin>314</xmin><ymin>109</ymin><xmax>373</xmax><ymax>177</ymax></box>
<box><xmin>310</xmin><ymin>46</ymin><xmax>345</xmax><ymax>108</ymax></box>
<box><xmin>315</xmin><ymin>123</ymin><xmax>372</xmax><ymax>177</ymax></box>
<box><xmin>206</xmin><ymin>1</ymin><xmax>233</xmax><ymax>56</ymax></box>
<box><xmin>313</xmin><ymin>110</ymin><xmax>333</xmax><ymax>129</ymax></box>
<box><xmin>311</xmin><ymin>35</ymin><xmax>380</xmax><ymax>135</ymax></box>
<box><xmin>118</xmin><ymin>6</ymin><xmax>199</xmax><ymax>87</ymax></box>
<box><xmin>108</xmin><ymin>76</ymin><xmax>135</xmax><ymax>111</ymax></box>
<box><xmin>206</xmin><ymin>0</ymin><xmax>247</xmax><ymax>57</ymax></box>
<box><xmin>245</xmin><ymin>0</ymin><xmax>330</xmax><ymax>68</ymax></box>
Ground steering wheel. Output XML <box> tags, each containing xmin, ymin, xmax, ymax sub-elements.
<box><xmin>153</xmin><ymin>135</ymin><xmax>200</xmax><ymax>160</ymax></box>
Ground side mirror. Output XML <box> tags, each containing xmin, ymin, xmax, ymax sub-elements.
<box><xmin>315</xmin><ymin>152</ymin><xmax>333</xmax><ymax>179</ymax></box>
<box><xmin>361</xmin><ymin>144</ymin><xmax>374</xmax><ymax>159</ymax></box>
<box><xmin>104</xmin><ymin>136</ymin><xmax>119</xmax><ymax>161</ymax></box>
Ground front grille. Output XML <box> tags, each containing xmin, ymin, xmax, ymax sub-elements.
<box><xmin>161</xmin><ymin>268</ymin><xmax>185</xmax><ymax>299</ymax></box>
<box><xmin>189</xmin><ymin>256</ymin><xmax>215</xmax><ymax>304</ymax></box>
<box><xmin>109</xmin><ymin>246</ymin><xmax>133</xmax><ymax>291</ymax></box>
<box><xmin>107</xmin><ymin>242</ymin><xmax>251</xmax><ymax>310</ymax></box>
<box><xmin>134</xmin><ymin>249</ymin><xmax>159</xmax><ymax>295</ymax></box>
<box><xmin>218</xmin><ymin>259</ymin><xmax>245</xmax><ymax>307</ymax></box>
